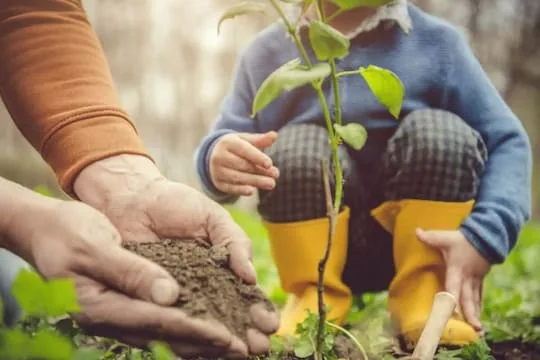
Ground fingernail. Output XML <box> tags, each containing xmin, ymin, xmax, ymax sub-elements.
<box><xmin>151</xmin><ymin>278</ymin><xmax>179</xmax><ymax>305</ymax></box>
<box><xmin>250</xmin><ymin>261</ymin><xmax>257</xmax><ymax>279</ymax></box>
<box><xmin>247</xmin><ymin>261</ymin><xmax>257</xmax><ymax>283</ymax></box>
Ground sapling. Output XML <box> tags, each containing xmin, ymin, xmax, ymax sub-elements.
<box><xmin>218</xmin><ymin>0</ymin><xmax>405</xmax><ymax>357</ymax></box>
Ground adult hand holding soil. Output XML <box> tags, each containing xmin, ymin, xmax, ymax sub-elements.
<box><xmin>0</xmin><ymin>177</ymin><xmax>247</xmax><ymax>359</ymax></box>
<box><xmin>73</xmin><ymin>154</ymin><xmax>279</xmax><ymax>357</ymax></box>
<box><xmin>416</xmin><ymin>229</ymin><xmax>491</xmax><ymax>335</ymax></box>
<box><xmin>209</xmin><ymin>131</ymin><xmax>280</xmax><ymax>196</ymax></box>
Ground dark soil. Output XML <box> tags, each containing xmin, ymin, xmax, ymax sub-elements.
<box><xmin>490</xmin><ymin>341</ymin><xmax>540</xmax><ymax>360</ymax></box>
<box><xmin>123</xmin><ymin>239</ymin><xmax>539</xmax><ymax>360</ymax></box>
<box><xmin>243</xmin><ymin>338</ymin><xmax>540</xmax><ymax>360</ymax></box>
<box><xmin>124</xmin><ymin>239</ymin><xmax>274</xmax><ymax>341</ymax></box>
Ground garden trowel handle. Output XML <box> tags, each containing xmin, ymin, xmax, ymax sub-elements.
<box><xmin>411</xmin><ymin>291</ymin><xmax>457</xmax><ymax>360</ymax></box>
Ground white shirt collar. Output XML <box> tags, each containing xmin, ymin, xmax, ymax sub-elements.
<box><xmin>293</xmin><ymin>0</ymin><xmax>412</xmax><ymax>39</ymax></box>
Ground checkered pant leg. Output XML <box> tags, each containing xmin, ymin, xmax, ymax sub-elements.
<box><xmin>257</xmin><ymin>124</ymin><xmax>354</xmax><ymax>223</ymax></box>
<box><xmin>382</xmin><ymin>109</ymin><xmax>488</xmax><ymax>202</ymax></box>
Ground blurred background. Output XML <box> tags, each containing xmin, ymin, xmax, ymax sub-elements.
<box><xmin>1</xmin><ymin>0</ymin><xmax>538</xmax><ymax>220</ymax></box>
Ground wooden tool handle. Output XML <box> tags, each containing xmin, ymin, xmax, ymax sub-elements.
<box><xmin>411</xmin><ymin>291</ymin><xmax>457</xmax><ymax>360</ymax></box>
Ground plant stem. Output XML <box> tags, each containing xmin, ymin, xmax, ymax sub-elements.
<box><xmin>269</xmin><ymin>0</ymin><xmax>312</xmax><ymax>67</ymax></box>
<box><xmin>327</xmin><ymin>8</ymin><xmax>346</xmax><ymax>23</ymax></box>
<box><xmin>316</xmin><ymin>0</ymin><xmax>326</xmax><ymax>20</ymax></box>
<box><xmin>314</xmin><ymin>84</ymin><xmax>343</xmax><ymax>359</ymax></box>
<box><xmin>328</xmin><ymin>60</ymin><xmax>344</xmax><ymax>210</ymax></box>
<box><xmin>314</xmin><ymin>83</ymin><xmax>337</xmax><ymax>139</ymax></box>
<box><xmin>269</xmin><ymin>1</ymin><xmax>346</xmax><ymax>357</ymax></box>
<box><xmin>317</xmin><ymin>159</ymin><xmax>336</xmax><ymax>354</ymax></box>
<box><xmin>330</xmin><ymin>61</ymin><xmax>342</xmax><ymax>126</ymax></box>
<box><xmin>337</xmin><ymin>70</ymin><xmax>361</xmax><ymax>78</ymax></box>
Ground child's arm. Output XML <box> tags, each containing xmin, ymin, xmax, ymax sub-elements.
<box><xmin>443</xmin><ymin>30</ymin><xmax>532</xmax><ymax>264</ymax></box>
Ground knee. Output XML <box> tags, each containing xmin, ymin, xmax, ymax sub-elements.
<box><xmin>265</xmin><ymin>123</ymin><xmax>330</xmax><ymax>177</ymax></box>
<box><xmin>257</xmin><ymin>124</ymin><xmax>333</xmax><ymax>222</ymax></box>
<box><xmin>384</xmin><ymin>109</ymin><xmax>488</xmax><ymax>201</ymax></box>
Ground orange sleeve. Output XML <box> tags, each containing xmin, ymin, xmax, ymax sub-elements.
<box><xmin>0</xmin><ymin>0</ymin><xmax>152</xmax><ymax>197</ymax></box>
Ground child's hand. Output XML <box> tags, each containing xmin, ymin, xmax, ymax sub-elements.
<box><xmin>209</xmin><ymin>131</ymin><xmax>280</xmax><ymax>196</ymax></box>
<box><xmin>416</xmin><ymin>229</ymin><xmax>491</xmax><ymax>334</ymax></box>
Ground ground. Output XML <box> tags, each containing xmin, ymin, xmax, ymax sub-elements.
<box><xmin>227</xmin><ymin>207</ymin><xmax>540</xmax><ymax>360</ymax></box>
<box><xmin>0</xmin><ymin>206</ymin><xmax>538</xmax><ymax>360</ymax></box>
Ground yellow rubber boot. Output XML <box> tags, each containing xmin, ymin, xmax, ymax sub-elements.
<box><xmin>263</xmin><ymin>208</ymin><xmax>352</xmax><ymax>336</ymax></box>
<box><xmin>371</xmin><ymin>200</ymin><xmax>479</xmax><ymax>349</ymax></box>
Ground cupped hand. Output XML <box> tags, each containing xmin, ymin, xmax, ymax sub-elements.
<box><xmin>416</xmin><ymin>229</ymin><xmax>491</xmax><ymax>333</ymax></box>
<box><xmin>4</xmin><ymin>193</ymin><xmax>258</xmax><ymax>359</ymax></box>
<box><xmin>209</xmin><ymin>131</ymin><xmax>280</xmax><ymax>196</ymax></box>
<box><xmin>73</xmin><ymin>154</ymin><xmax>279</xmax><ymax>356</ymax></box>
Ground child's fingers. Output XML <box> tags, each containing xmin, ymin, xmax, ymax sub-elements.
<box><xmin>215</xmin><ymin>168</ymin><xmax>276</xmax><ymax>191</ymax></box>
<box><xmin>219</xmin><ymin>152</ymin><xmax>279</xmax><ymax>178</ymax></box>
<box><xmin>473</xmin><ymin>280</ymin><xmax>484</xmax><ymax>333</ymax></box>
<box><xmin>228</xmin><ymin>138</ymin><xmax>273</xmax><ymax>169</ymax></box>
<box><xmin>444</xmin><ymin>266</ymin><xmax>463</xmax><ymax>304</ymax></box>
<box><xmin>215</xmin><ymin>183</ymin><xmax>256</xmax><ymax>196</ymax></box>
<box><xmin>239</xmin><ymin>131</ymin><xmax>278</xmax><ymax>150</ymax></box>
<box><xmin>475</xmin><ymin>281</ymin><xmax>483</xmax><ymax>317</ymax></box>
<box><xmin>460</xmin><ymin>280</ymin><xmax>482</xmax><ymax>332</ymax></box>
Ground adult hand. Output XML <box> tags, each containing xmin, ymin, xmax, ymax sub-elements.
<box><xmin>73</xmin><ymin>154</ymin><xmax>279</xmax><ymax>357</ymax></box>
<box><xmin>0</xmin><ymin>180</ymin><xmax>250</xmax><ymax>359</ymax></box>
<box><xmin>416</xmin><ymin>229</ymin><xmax>491</xmax><ymax>334</ymax></box>
<box><xmin>209</xmin><ymin>131</ymin><xmax>280</xmax><ymax>196</ymax></box>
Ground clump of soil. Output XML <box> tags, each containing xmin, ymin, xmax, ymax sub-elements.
<box><xmin>124</xmin><ymin>239</ymin><xmax>274</xmax><ymax>341</ymax></box>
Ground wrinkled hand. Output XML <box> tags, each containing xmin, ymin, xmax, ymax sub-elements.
<box><xmin>416</xmin><ymin>229</ymin><xmax>491</xmax><ymax>333</ymax></box>
<box><xmin>73</xmin><ymin>154</ymin><xmax>278</xmax><ymax>357</ymax></box>
<box><xmin>210</xmin><ymin>131</ymin><xmax>280</xmax><ymax>196</ymax></box>
<box><xmin>2</xmin><ymin>191</ymin><xmax>252</xmax><ymax>359</ymax></box>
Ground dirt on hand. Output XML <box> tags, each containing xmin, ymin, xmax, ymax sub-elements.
<box><xmin>124</xmin><ymin>238</ymin><xmax>274</xmax><ymax>341</ymax></box>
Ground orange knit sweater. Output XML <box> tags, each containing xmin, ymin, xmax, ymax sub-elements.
<box><xmin>0</xmin><ymin>0</ymin><xmax>150</xmax><ymax>196</ymax></box>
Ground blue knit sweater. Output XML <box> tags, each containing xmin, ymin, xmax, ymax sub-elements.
<box><xmin>195</xmin><ymin>5</ymin><xmax>532</xmax><ymax>264</ymax></box>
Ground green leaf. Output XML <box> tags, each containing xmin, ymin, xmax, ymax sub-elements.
<box><xmin>130</xmin><ymin>349</ymin><xmax>144</xmax><ymax>360</ymax></box>
<box><xmin>30</xmin><ymin>330</ymin><xmax>74</xmax><ymax>359</ymax></box>
<box><xmin>11</xmin><ymin>269</ymin><xmax>48</xmax><ymax>317</ymax></box>
<box><xmin>331</xmin><ymin>0</ymin><xmax>394</xmax><ymax>9</ymax></box>
<box><xmin>270</xmin><ymin>335</ymin><xmax>286</xmax><ymax>354</ymax></box>
<box><xmin>12</xmin><ymin>269</ymin><xmax>80</xmax><ymax>318</ymax></box>
<box><xmin>334</xmin><ymin>123</ymin><xmax>367</xmax><ymax>150</ymax></box>
<box><xmin>252</xmin><ymin>59</ymin><xmax>331</xmax><ymax>116</ymax></box>
<box><xmin>217</xmin><ymin>2</ymin><xmax>268</xmax><ymax>34</ymax></box>
<box><xmin>47</xmin><ymin>279</ymin><xmax>81</xmax><ymax>316</ymax></box>
<box><xmin>293</xmin><ymin>337</ymin><xmax>314</xmax><ymax>358</ymax></box>
<box><xmin>150</xmin><ymin>341</ymin><xmax>176</xmax><ymax>360</ymax></box>
<box><xmin>360</xmin><ymin>65</ymin><xmax>404</xmax><ymax>119</ymax></box>
<box><xmin>0</xmin><ymin>329</ymin><xmax>74</xmax><ymax>360</ymax></box>
<box><xmin>308</xmin><ymin>21</ymin><xmax>350</xmax><ymax>61</ymax></box>
<box><xmin>73</xmin><ymin>348</ymin><xmax>102</xmax><ymax>360</ymax></box>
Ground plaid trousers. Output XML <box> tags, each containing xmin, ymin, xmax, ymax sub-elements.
<box><xmin>257</xmin><ymin>109</ymin><xmax>488</xmax><ymax>294</ymax></box>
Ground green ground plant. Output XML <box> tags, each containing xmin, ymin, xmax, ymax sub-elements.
<box><xmin>229</xmin><ymin>207</ymin><xmax>540</xmax><ymax>359</ymax></box>
<box><xmin>0</xmin><ymin>204</ymin><xmax>538</xmax><ymax>359</ymax></box>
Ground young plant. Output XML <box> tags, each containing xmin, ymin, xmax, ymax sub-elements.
<box><xmin>219</xmin><ymin>0</ymin><xmax>405</xmax><ymax>356</ymax></box>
